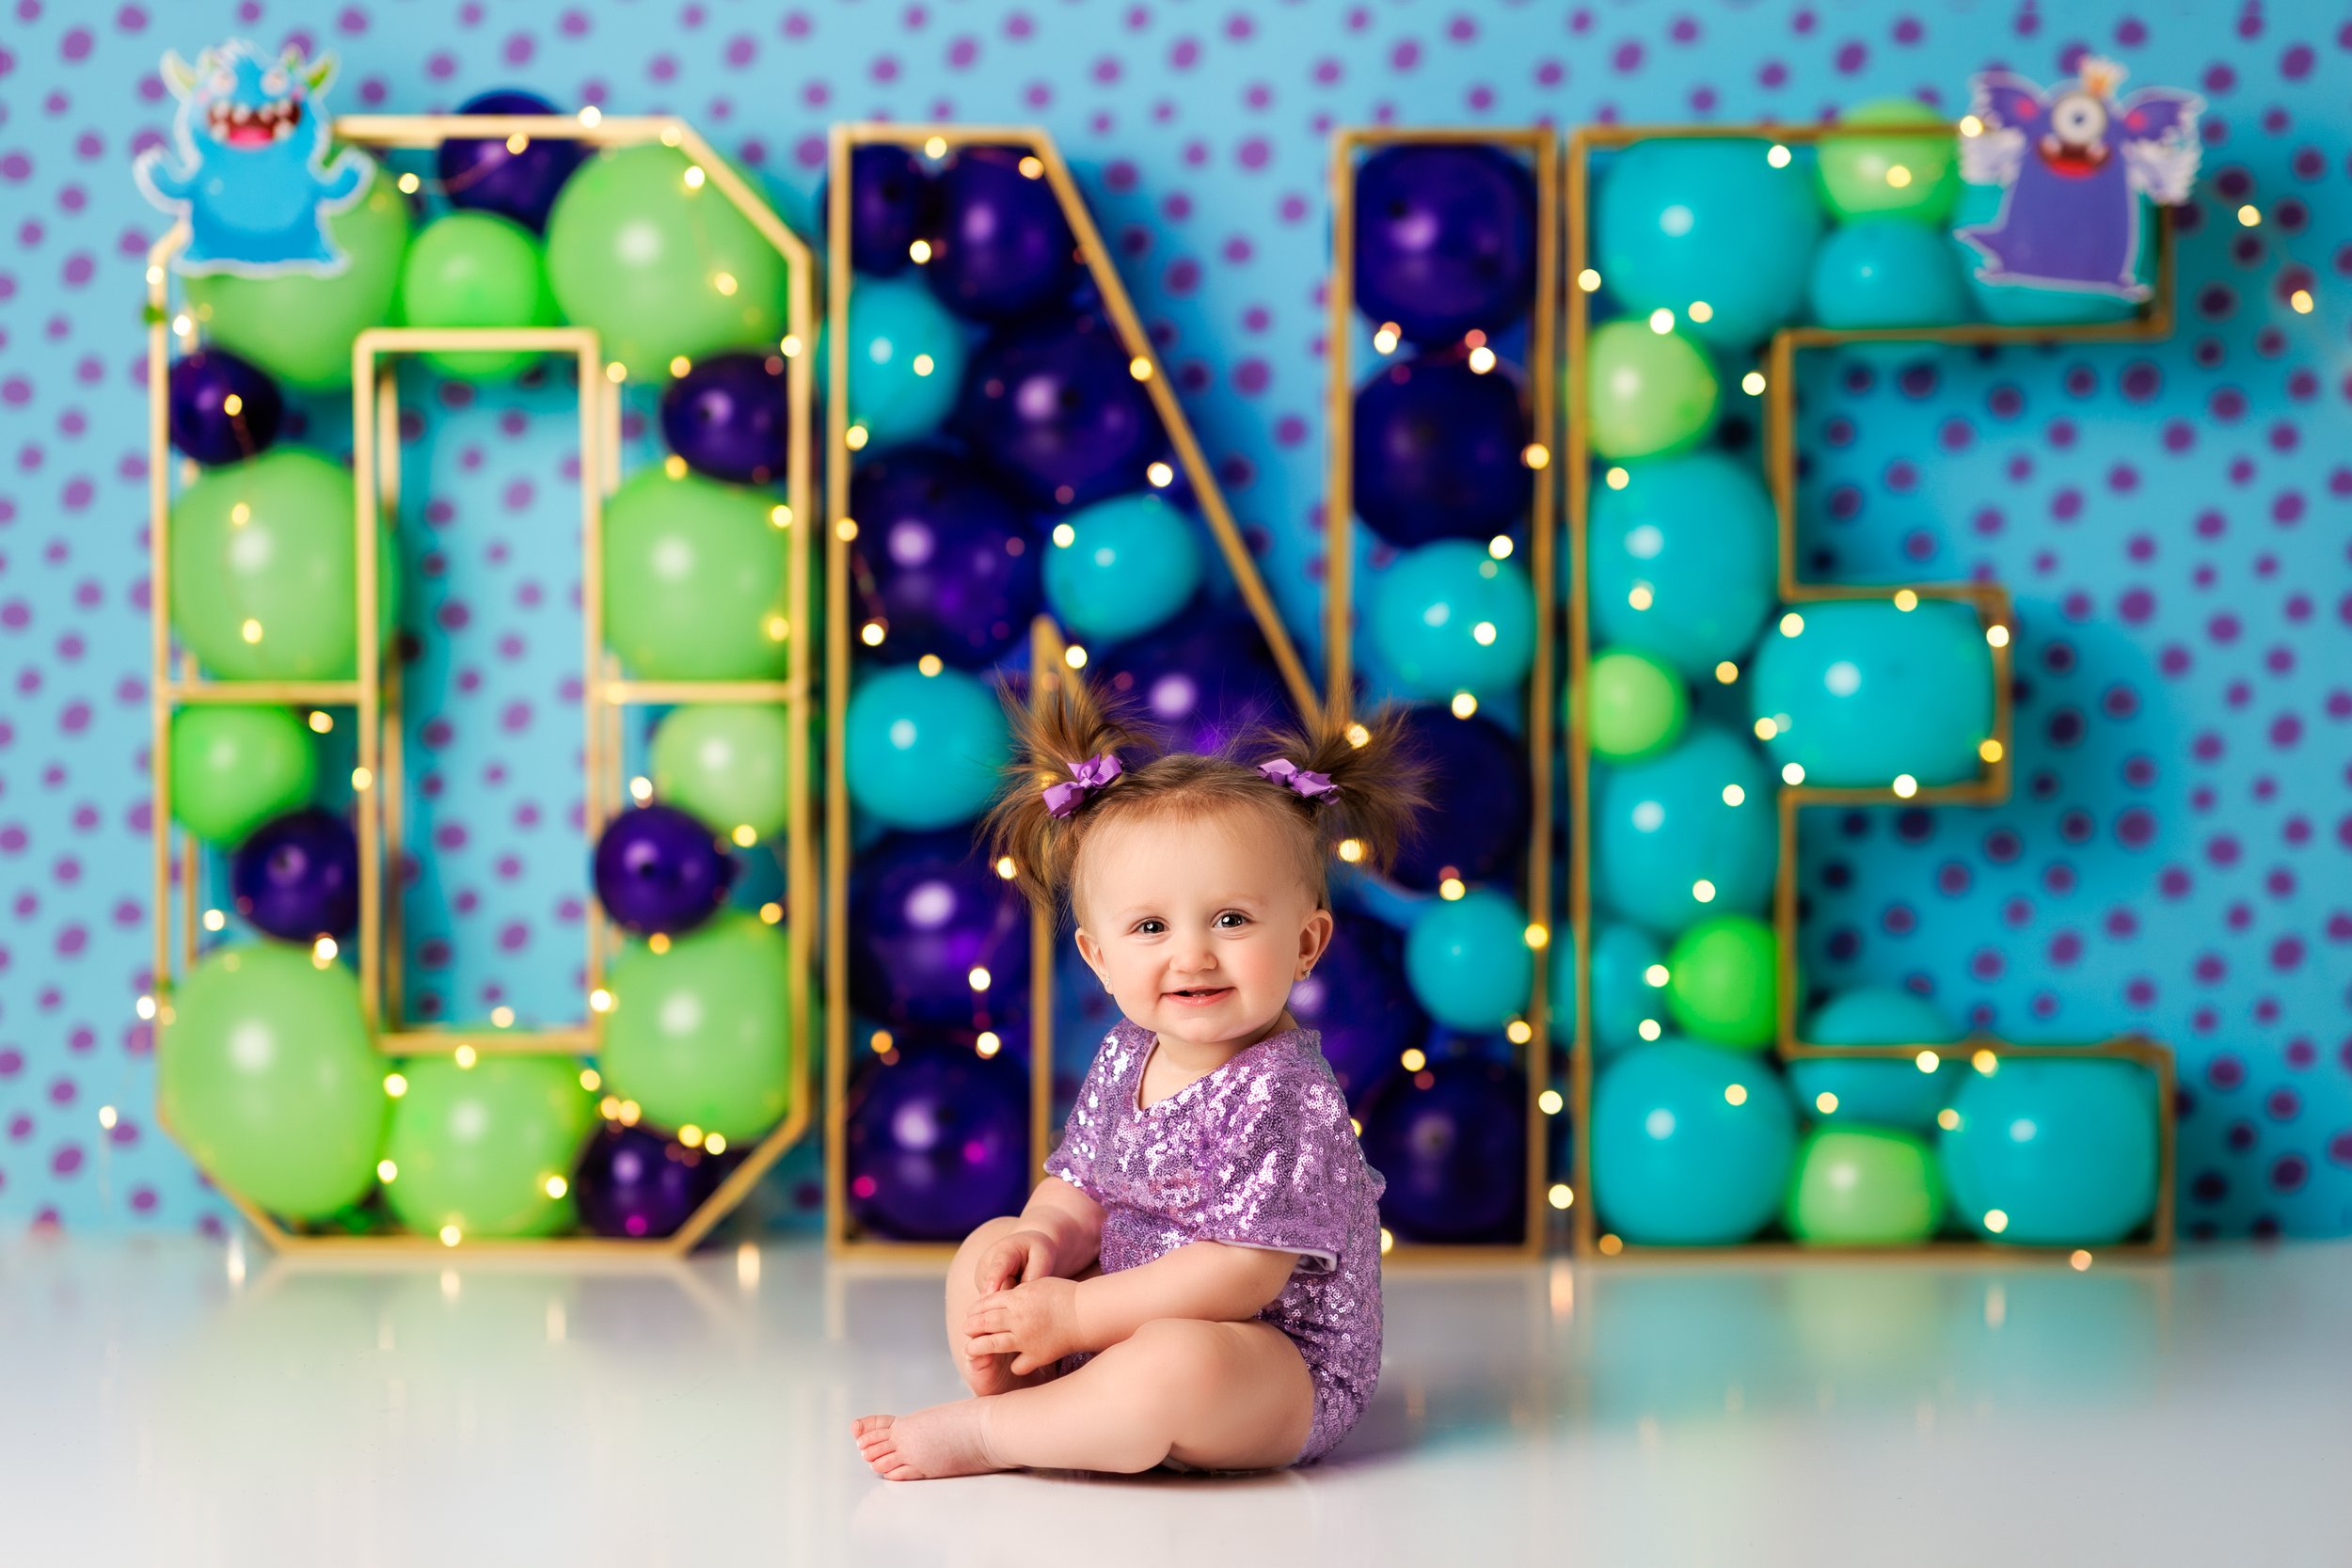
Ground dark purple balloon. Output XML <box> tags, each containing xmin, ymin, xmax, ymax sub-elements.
<box><xmin>1291</xmin><ymin>912</ymin><xmax>1431</xmax><ymax>1102</ymax></box>
<box><xmin>1359</xmin><ymin>1057</ymin><xmax>1528</xmax><ymax>1243</ymax></box>
<box><xmin>592</xmin><ymin>803</ymin><xmax>737</xmax><ymax>937</ymax></box>
<box><xmin>574</xmin><ymin>1124</ymin><xmax>723</xmax><ymax>1239</ymax></box>
<box><xmin>1092</xmin><ymin>609</ymin><xmax>1299</xmax><ymax>754</ymax></box>
<box><xmin>168</xmin><ymin>350</ymin><xmax>282</xmax><ymax>467</ymax></box>
<box><xmin>437</xmin><ymin>89</ymin><xmax>589</xmax><ymax>233</ymax></box>
<box><xmin>659</xmin><ymin>351</ymin><xmax>791</xmax><ymax>484</ymax></box>
<box><xmin>849</xmin><ymin>829</ymin><xmax>1031</xmax><ymax>1028</ymax></box>
<box><xmin>231</xmin><ymin>807</ymin><xmax>358</xmax><ymax>942</ymax></box>
<box><xmin>923</xmin><ymin>146</ymin><xmax>1081</xmax><ymax>322</ymax></box>
<box><xmin>849</xmin><ymin>447</ymin><xmax>1041</xmax><ymax>668</ymax></box>
<box><xmin>1352</xmin><ymin>351</ymin><xmax>1534</xmax><ymax>546</ymax></box>
<box><xmin>847</xmin><ymin>1048</ymin><xmax>1030</xmax><ymax>1240</ymax></box>
<box><xmin>1355</xmin><ymin>145</ymin><xmax>1537</xmax><ymax>346</ymax></box>
<box><xmin>953</xmin><ymin>313</ymin><xmax>1159</xmax><ymax>508</ymax></box>
<box><xmin>1386</xmin><ymin>705</ymin><xmax>1530</xmax><ymax>892</ymax></box>
<box><xmin>822</xmin><ymin>144</ymin><xmax>935</xmax><ymax>278</ymax></box>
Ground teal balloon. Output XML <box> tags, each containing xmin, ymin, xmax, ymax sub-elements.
<box><xmin>1404</xmin><ymin>888</ymin><xmax>1533</xmax><ymax>1031</ymax></box>
<box><xmin>1952</xmin><ymin>182</ymin><xmax>2149</xmax><ymax>325</ymax></box>
<box><xmin>1940</xmin><ymin>1060</ymin><xmax>2159</xmax><ymax>1244</ymax></box>
<box><xmin>843</xmin><ymin>275</ymin><xmax>970</xmax><ymax>448</ymax></box>
<box><xmin>1596</xmin><ymin>139</ymin><xmax>1824</xmax><ymax>352</ymax></box>
<box><xmin>1369</xmin><ymin>540</ymin><xmax>1534</xmax><ymax>699</ymax></box>
<box><xmin>1807</xmin><ymin>217</ymin><xmax>1972</xmax><ymax>331</ymax></box>
<box><xmin>1749</xmin><ymin>598</ymin><xmax>1992</xmax><ymax>787</ymax></box>
<box><xmin>1594</xmin><ymin>721</ymin><xmax>1776</xmax><ymax>930</ymax></box>
<box><xmin>1584</xmin><ymin>453</ymin><xmax>1777</xmax><ymax>681</ymax></box>
<box><xmin>1593</xmin><ymin>1039</ymin><xmax>1797</xmax><ymax>1244</ymax></box>
<box><xmin>1551</xmin><ymin>921</ymin><xmax>1668</xmax><ymax>1064</ymax></box>
<box><xmin>1042</xmin><ymin>493</ymin><xmax>1203</xmax><ymax>643</ymax></box>
<box><xmin>1790</xmin><ymin>989</ymin><xmax>1964</xmax><ymax>1131</ymax></box>
<box><xmin>844</xmin><ymin>665</ymin><xmax>1009</xmax><ymax>831</ymax></box>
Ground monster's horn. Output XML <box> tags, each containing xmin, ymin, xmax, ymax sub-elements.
<box><xmin>305</xmin><ymin>52</ymin><xmax>338</xmax><ymax>95</ymax></box>
<box><xmin>161</xmin><ymin>49</ymin><xmax>198</xmax><ymax>95</ymax></box>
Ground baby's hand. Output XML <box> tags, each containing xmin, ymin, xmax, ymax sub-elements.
<box><xmin>963</xmin><ymin>1277</ymin><xmax>1082</xmax><ymax>1376</ymax></box>
<box><xmin>973</xmin><ymin>1227</ymin><xmax>1060</xmax><ymax>1294</ymax></box>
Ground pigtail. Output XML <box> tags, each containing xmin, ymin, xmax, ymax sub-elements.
<box><xmin>977</xmin><ymin>668</ymin><xmax>1159</xmax><ymax>922</ymax></box>
<box><xmin>1242</xmin><ymin>699</ymin><xmax>1436</xmax><ymax>883</ymax></box>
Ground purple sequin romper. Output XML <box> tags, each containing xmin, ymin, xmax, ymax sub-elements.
<box><xmin>1042</xmin><ymin>1016</ymin><xmax>1387</xmax><ymax>1466</ymax></box>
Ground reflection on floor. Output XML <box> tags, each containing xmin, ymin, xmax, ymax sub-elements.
<box><xmin>4</xmin><ymin>1234</ymin><xmax>2344</xmax><ymax>1567</ymax></box>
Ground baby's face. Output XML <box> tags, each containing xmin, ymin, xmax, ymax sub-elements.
<box><xmin>1073</xmin><ymin>807</ymin><xmax>1332</xmax><ymax>1053</ymax></box>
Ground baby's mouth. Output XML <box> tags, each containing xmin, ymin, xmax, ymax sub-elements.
<box><xmin>1166</xmin><ymin>987</ymin><xmax>1232</xmax><ymax>1001</ymax></box>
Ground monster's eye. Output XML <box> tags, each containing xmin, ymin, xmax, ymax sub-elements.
<box><xmin>209</xmin><ymin>71</ymin><xmax>234</xmax><ymax>96</ymax></box>
<box><xmin>262</xmin><ymin>69</ymin><xmax>288</xmax><ymax>96</ymax></box>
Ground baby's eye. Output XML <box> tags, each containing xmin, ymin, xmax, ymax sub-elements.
<box><xmin>1216</xmin><ymin>911</ymin><xmax>1249</xmax><ymax>928</ymax></box>
<box><xmin>1135</xmin><ymin>919</ymin><xmax>1165</xmax><ymax>935</ymax></box>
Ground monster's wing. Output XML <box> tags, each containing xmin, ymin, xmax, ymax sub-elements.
<box><xmin>1962</xmin><ymin>70</ymin><xmax>2045</xmax><ymax>186</ymax></box>
<box><xmin>2117</xmin><ymin>87</ymin><xmax>2205</xmax><ymax>204</ymax></box>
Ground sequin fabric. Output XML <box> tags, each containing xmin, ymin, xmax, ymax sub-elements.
<box><xmin>1042</xmin><ymin>1016</ymin><xmax>1388</xmax><ymax>1466</ymax></box>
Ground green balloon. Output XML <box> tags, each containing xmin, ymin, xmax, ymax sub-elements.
<box><xmin>184</xmin><ymin>152</ymin><xmax>412</xmax><ymax>390</ymax></box>
<box><xmin>1818</xmin><ymin>100</ymin><xmax>1960</xmax><ymax>225</ymax></box>
<box><xmin>167</xmin><ymin>447</ymin><xmax>400</xmax><ymax>680</ymax></box>
<box><xmin>1784</xmin><ymin>1126</ymin><xmax>1944</xmax><ymax>1244</ymax></box>
<box><xmin>1585</xmin><ymin>319</ymin><xmax>1720</xmax><ymax>460</ymax></box>
<box><xmin>1663</xmin><ymin>914</ymin><xmax>1778</xmax><ymax>1048</ymax></box>
<box><xmin>603</xmin><ymin>467</ymin><xmax>792</xmax><ymax>679</ymax></box>
<box><xmin>383</xmin><ymin>1055</ymin><xmax>596</xmax><ymax>1240</ymax></box>
<box><xmin>600</xmin><ymin>911</ymin><xmax>796</xmax><ymax>1144</ymax></box>
<box><xmin>395</xmin><ymin>211</ymin><xmax>557</xmax><ymax>382</ymax></box>
<box><xmin>651</xmin><ymin>703</ymin><xmax>793</xmax><ymax>842</ymax></box>
<box><xmin>547</xmin><ymin>144</ymin><xmax>790</xmax><ymax>380</ymax></box>
<box><xmin>157</xmin><ymin>943</ymin><xmax>388</xmax><ymax>1221</ymax></box>
<box><xmin>1581</xmin><ymin>647</ymin><xmax>1690</xmax><ymax>762</ymax></box>
<box><xmin>169</xmin><ymin>705</ymin><xmax>318</xmax><ymax>846</ymax></box>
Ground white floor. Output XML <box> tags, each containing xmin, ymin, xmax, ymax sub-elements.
<box><xmin>3</xmin><ymin>1233</ymin><xmax>2344</xmax><ymax>1568</ymax></box>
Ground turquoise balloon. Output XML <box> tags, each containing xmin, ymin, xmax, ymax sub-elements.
<box><xmin>1369</xmin><ymin>540</ymin><xmax>1534</xmax><ymax>699</ymax></box>
<box><xmin>844</xmin><ymin>665</ymin><xmax>1009</xmax><ymax>831</ymax></box>
<box><xmin>1952</xmin><ymin>182</ymin><xmax>2149</xmax><ymax>325</ymax></box>
<box><xmin>1807</xmin><ymin>217</ymin><xmax>1972</xmax><ymax>330</ymax></box>
<box><xmin>1596</xmin><ymin>139</ymin><xmax>1824</xmax><ymax>352</ymax></box>
<box><xmin>1041</xmin><ymin>493</ymin><xmax>1203</xmax><ymax>643</ymax></box>
<box><xmin>1593</xmin><ymin>1038</ymin><xmax>1797</xmax><ymax>1244</ymax></box>
<box><xmin>843</xmin><ymin>275</ymin><xmax>970</xmax><ymax>448</ymax></box>
<box><xmin>1748</xmin><ymin>598</ymin><xmax>1992</xmax><ymax>787</ymax></box>
<box><xmin>1550</xmin><ymin>921</ymin><xmax>1668</xmax><ymax>1064</ymax></box>
<box><xmin>1940</xmin><ymin>1060</ymin><xmax>2158</xmax><ymax>1244</ymax></box>
<box><xmin>1584</xmin><ymin>453</ymin><xmax>1777</xmax><ymax>682</ymax></box>
<box><xmin>1404</xmin><ymin>888</ymin><xmax>1533</xmax><ymax>1031</ymax></box>
<box><xmin>1594</xmin><ymin>721</ymin><xmax>1776</xmax><ymax>931</ymax></box>
<box><xmin>1790</xmin><ymin>989</ymin><xmax>1964</xmax><ymax>1131</ymax></box>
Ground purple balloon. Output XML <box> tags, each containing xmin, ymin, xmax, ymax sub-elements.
<box><xmin>1387</xmin><ymin>705</ymin><xmax>1530</xmax><ymax>893</ymax></box>
<box><xmin>846</xmin><ymin>1048</ymin><xmax>1029</xmax><ymax>1240</ymax></box>
<box><xmin>1292</xmin><ymin>912</ymin><xmax>1431</xmax><ymax>1103</ymax></box>
<box><xmin>231</xmin><ymin>807</ymin><xmax>358</xmax><ymax>942</ymax></box>
<box><xmin>659</xmin><ymin>351</ymin><xmax>791</xmax><ymax>485</ymax></box>
<box><xmin>1092</xmin><ymin>609</ymin><xmax>1300</xmax><ymax>755</ymax></box>
<box><xmin>1359</xmin><ymin>1057</ymin><xmax>1528</xmax><ymax>1243</ymax></box>
<box><xmin>437</xmin><ymin>89</ymin><xmax>588</xmax><ymax>233</ymax></box>
<box><xmin>592</xmin><ymin>803</ymin><xmax>737</xmax><ymax>937</ymax></box>
<box><xmin>1355</xmin><ymin>145</ymin><xmax>1537</xmax><ymax>347</ymax></box>
<box><xmin>822</xmin><ymin>144</ymin><xmax>935</xmax><ymax>278</ymax></box>
<box><xmin>849</xmin><ymin>447</ymin><xmax>1041</xmax><ymax>668</ymax></box>
<box><xmin>574</xmin><ymin>1124</ymin><xmax>723</xmax><ymax>1239</ymax></box>
<box><xmin>1352</xmin><ymin>351</ymin><xmax>1534</xmax><ymax>546</ymax></box>
<box><xmin>953</xmin><ymin>313</ymin><xmax>1159</xmax><ymax>509</ymax></box>
<box><xmin>924</xmin><ymin>146</ymin><xmax>1081</xmax><ymax>322</ymax></box>
<box><xmin>849</xmin><ymin>829</ymin><xmax>1031</xmax><ymax>1028</ymax></box>
<box><xmin>168</xmin><ymin>350</ymin><xmax>283</xmax><ymax>467</ymax></box>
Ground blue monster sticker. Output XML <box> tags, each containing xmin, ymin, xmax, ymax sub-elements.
<box><xmin>133</xmin><ymin>40</ymin><xmax>370</xmax><ymax>277</ymax></box>
<box><xmin>1955</xmin><ymin>55</ymin><xmax>2203</xmax><ymax>303</ymax></box>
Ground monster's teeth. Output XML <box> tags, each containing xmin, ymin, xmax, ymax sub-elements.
<box><xmin>231</xmin><ymin>104</ymin><xmax>252</xmax><ymax>123</ymax></box>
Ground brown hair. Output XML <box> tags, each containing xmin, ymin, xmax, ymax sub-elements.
<box><xmin>977</xmin><ymin>667</ymin><xmax>1435</xmax><ymax>928</ymax></box>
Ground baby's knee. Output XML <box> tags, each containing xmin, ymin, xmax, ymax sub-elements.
<box><xmin>953</xmin><ymin>1213</ymin><xmax>1026</xmax><ymax>1259</ymax></box>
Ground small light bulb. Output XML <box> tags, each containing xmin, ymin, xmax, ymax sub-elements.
<box><xmin>377</xmin><ymin>1159</ymin><xmax>399</xmax><ymax>1182</ymax></box>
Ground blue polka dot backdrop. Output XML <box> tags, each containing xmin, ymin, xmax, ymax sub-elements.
<box><xmin>0</xmin><ymin>2</ymin><xmax>2344</xmax><ymax>1239</ymax></box>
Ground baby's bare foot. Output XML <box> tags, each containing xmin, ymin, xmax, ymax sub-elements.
<box><xmin>851</xmin><ymin>1402</ymin><xmax>1012</xmax><ymax>1481</ymax></box>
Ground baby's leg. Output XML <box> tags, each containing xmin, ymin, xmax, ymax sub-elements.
<box><xmin>944</xmin><ymin>1216</ymin><xmax>1043</xmax><ymax>1397</ymax></box>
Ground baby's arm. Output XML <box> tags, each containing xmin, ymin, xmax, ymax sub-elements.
<box><xmin>1007</xmin><ymin>1175</ymin><xmax>1105</xmax><ymax>1279</ymax></box>
<box><xmin>1068</xmin><ymin>1242</ymin><xmax>1298</xmax><ymax>1353</ymax></box>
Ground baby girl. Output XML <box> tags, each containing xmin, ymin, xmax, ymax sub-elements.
<box><xmin>852</xmin><ymin>672</ymin><xmax>1430</xmax><ymax>1480</ymax></box>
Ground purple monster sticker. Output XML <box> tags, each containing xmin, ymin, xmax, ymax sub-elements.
<box><xmin>1956</xmin><ymin>55</ymin><xmax>2203</xmax><ymax>302</ymax></box>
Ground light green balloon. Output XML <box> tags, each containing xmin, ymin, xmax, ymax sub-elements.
<box><xmin>395</xmin><ymin>211</ymin><xmax>557</xmax><ymax>381</ymax></box>
<box><xmin>167</xmin><ymin>448</ymin><xmax>400</xmax><ymax>680</ymax></box>
<box><xmin>1785</xmin><ymin>1126</ymin><xmax>1944</xmax><ymax>1244</ymax></box>
<box><xmin>169</xmin><ymin>705</ymin><xmax>318</xmax><ymax>846</ymax></box>
<box><xmin>1581</xmin><ymin>647</ymin><xmax>1689</xmax><ymax>762</ymax></box>
<box><xmin>600</xmin><ymin>911</ymin><xmax>796</xmax><ymax>1144</ymax></box>
<box><xmin>547</xmin><ymin>144</ymin><xmax>790</xmax><ymax>381</ymax></box>
<box><xmin>651</xmin><ymin>704</ymin><xmax>793</xmax><ymax>841</ymax></box>
<box><xmin>157</xmin><ymin>943</ymin><xmax>388</xmax><ymax>1221</ymax></box>
<box><xmin>184</xmin><ymin>152</ymin><xmax>412</xmax><ymax>390</ymax></box>
<box><xmin>1584</xmin><ymin>319</ymin><xmax>1721</xmax><ymax>461</ymax></box>
<box><xmin>843</xmin><ymin>664</ymin><xmax>1011</xmax><ymax>831</ymax></box>
<box><xmin>603</xmin><ymin>466</ymin><xmax>792</xmax><ymax>679</ymax></box>
<box><xmin>1663</xmin><ymin>914</ymin><xmax>1778</xmax><ymax>1049</ymax></box>
<box><xmin>382</xmin><ymin>1055</ymin><xmax>596</xmax><ymax>1240</ymax></box>
<box><xmin>1818</xmin><ymin>99</ymin><xmax>1960</xmax><ymax>225</ymax></box>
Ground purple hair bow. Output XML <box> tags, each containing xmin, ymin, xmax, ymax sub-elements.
<box><xmin>1044</xmin><ymin>752</ymin><xmax>1123</xmax><ymax>818</ymax></box>
<box><xmin>1259</xmin><ymin>757</ymin><xmax>1337</xmax><ymax>800</ymax></box>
